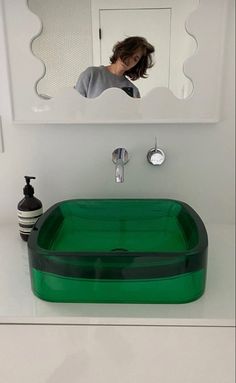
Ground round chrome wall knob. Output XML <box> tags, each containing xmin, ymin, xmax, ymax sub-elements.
<box><xmin>147</xmin><ymin>138</ymin><xmax>166</xmax><ymax>165</ymax></box>
<box><xmin>147</xmin><ymin>148</ymin><xmax>165</xmax><ymax>165</ymax></box>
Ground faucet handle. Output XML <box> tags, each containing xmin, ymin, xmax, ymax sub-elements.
<box><xmin>147</xmin><ymin>138</ymin><xmax>166</xmax><ymax>166</ymax></box>
<box><xmin>112</xmin><ymin>148</ymin><xmax>129</xmax><ymax>164</ymax></box>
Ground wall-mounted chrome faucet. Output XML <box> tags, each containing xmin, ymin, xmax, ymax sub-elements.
<box><xmin>112</xmin><ymin>148</ymin><xmax>129</xmax><ymax>183</ymax></box>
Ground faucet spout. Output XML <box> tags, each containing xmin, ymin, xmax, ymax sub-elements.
<box><xmin>112</xmin><ymin>148</ymin><xmax>129</xmax><ymax>183</ymax></box>
<box><xmin>115</xmin><ymin>159</ymin><xmax>124</xmax><ymax>183</ymax></box>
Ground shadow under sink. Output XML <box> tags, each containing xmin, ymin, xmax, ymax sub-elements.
<box><xmin>28</xmin><ymin>199</ymin><xmax>208</xmax><ymax>303</ymax></box>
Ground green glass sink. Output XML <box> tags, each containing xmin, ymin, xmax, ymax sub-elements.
<box><xmin>28</xmin><ymin>199</ymin><xmax>208</xmax><ymax>303</ymax></box>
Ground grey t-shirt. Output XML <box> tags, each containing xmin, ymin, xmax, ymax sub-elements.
<box><xmin>74</xmin><ymin>66</ymin><xmax>140</xmax><ymax>98</ymax></box>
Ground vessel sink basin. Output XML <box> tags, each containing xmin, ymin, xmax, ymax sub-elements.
<box><xmin>28</xmin><ymin>199</ymin><xmax>208</xmax><ymax>303</ymax></box>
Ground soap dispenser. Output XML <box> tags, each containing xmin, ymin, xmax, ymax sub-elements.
<box><xmin>17</xmin><ymin>176</ymin><xmax>43</xmax><ymax>241</ymax></box>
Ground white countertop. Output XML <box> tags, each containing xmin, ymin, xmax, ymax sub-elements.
<box><xmin>0</xmin><ymin>223</ymin><xmax>235</xmax><ymax>326</ymax></box>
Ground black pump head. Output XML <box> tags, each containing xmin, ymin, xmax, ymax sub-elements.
<box><xmin>23</xmin><ymin>176</ymin><xmax>36</xmax><ymax>196</ymax></box>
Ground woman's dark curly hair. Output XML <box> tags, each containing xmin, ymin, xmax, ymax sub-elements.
<box><xmin>109</xmin><ymin>36</ymin><xmax>155</xmax><ymax>81</ymax></box>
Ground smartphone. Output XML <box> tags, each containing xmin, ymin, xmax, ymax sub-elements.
<box><xmin>122</xmin><ymin>87</ymin><xmax>134</xmax><ymax>97</ymax></box>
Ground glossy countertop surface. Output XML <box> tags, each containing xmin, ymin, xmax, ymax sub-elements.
<box><xmin>0</xmin><ymin>223</ymin><xmax>235</xmax><ymax>326</ymax></box>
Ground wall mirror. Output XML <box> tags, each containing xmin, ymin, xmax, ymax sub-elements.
<box><xmin>3</xmin><ymin>0</ymin><xmax>227</xmax><ymax>123</ymax></box>
<box><xmin>28</xmin><ymin>0</ymin><xmax>198</xmax><ymax>100</ymax></box>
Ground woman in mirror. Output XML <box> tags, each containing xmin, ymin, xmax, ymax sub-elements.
<box><xmin>74</xmin><ymin>36</ymin><xmax>155</xmax><ymax>98</ymax></box>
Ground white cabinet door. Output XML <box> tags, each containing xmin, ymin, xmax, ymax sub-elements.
<box><xmin>0</xmin><ymin>325</ymin><xmax>235</xmax><ymax>383</ymax></box>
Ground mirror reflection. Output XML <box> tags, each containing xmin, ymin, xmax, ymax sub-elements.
<box><xmin>28</xmin><ymin>0</ymin><xmax>199</xmax><ymax>100</ymax></box>
<box><xmin>74</xmin><ymin>36</ymin><xmax>155</xmax><ymax>98</ymax></box>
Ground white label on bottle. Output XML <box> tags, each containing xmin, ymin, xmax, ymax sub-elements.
<box><xmin>18</xmin><ymin>217</ymin><xmax>40</xmax><ymax>225</ymax></box>
<box><xmin>17</xmin><ymin>207</ymin><xmax>43</xmax><ymax>218</ymax></box>
<box><xmin>19</xmin><ymin>226</ymin><xmax>35</xmax><ymax>234</ymax></box>
<box><xmin>17</xmin><ymin>207</ymin><xmax>43</xmax><ymax>236</ymax></box>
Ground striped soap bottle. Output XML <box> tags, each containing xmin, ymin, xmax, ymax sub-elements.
<box><xmin>17</xmin><ymin>176</ymin><xmax>43</xmax><ymax>241</ymax></box>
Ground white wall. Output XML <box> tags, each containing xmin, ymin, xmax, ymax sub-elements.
<box><xmin>0</xmin><ymin>0</ymin><xmax>234</xmax><ymax>226</ymax></box>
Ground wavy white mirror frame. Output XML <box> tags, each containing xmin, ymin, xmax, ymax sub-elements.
<box><xmin>3</xmin><ymin>0</ymin><xmax>228</xmax><ymax>124</ymax></box>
